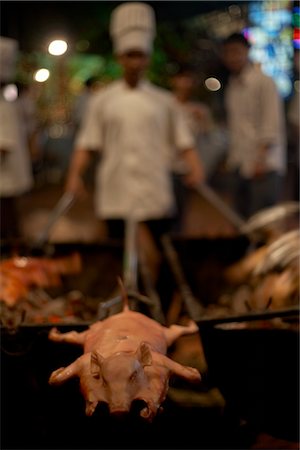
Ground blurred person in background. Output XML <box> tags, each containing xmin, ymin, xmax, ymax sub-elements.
<box><xmin>169</xmin><ymin>64</ymin><xmax>227</xmax><ymax>228</ymax></box>
<box><xmin>0</xmin><ymin>37</ymin><xmax>33</xmax><ymax>240</ymax></box>
<box><xmin>65</xmin><ymin>2</ymin><xmax>204</xmax><ymax>283</ymax></box>
<box><xmin>286</xmin><ymin>49</ymin><xmax>299</xmax><ymax>201</ymax></box>
<box><xmin>16</xmin><ymin>81</ymin><xmax>43</xmax><ymax>179</ymax></box>
<box><xmin>221</xmin><ymin>33</ymin><xmax>286</xmax><ymax>219</ymax></box>
<box><xmin>72</xmin><ymin>76</ymin><xmax>103</xmax><ymax>133</ymax></box>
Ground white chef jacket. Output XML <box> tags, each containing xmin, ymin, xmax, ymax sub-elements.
<box><xmin>75</xmin><ymin>79</ymin><xmax>195</xmax><ymax>221</ymax></box>
<box><xmin>225</xmin><ymin>63</ymin><xmax>286</xmax><ymax>178</ymax></box>
<box><xmin>0</xmin><ymin>93</ymin><xmax>33</xmax><ymax>197</ymax></box>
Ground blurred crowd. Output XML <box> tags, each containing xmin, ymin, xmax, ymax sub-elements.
<box><xmin>0</xmin><ymin>2</ymin><xmax>299</xmax><ymax>244</ymax></box>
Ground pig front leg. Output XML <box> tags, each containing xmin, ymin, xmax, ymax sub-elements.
<box><xmin>49</xmin><ymin>327</ymin><xmax>87</xmax><ymax>346</ymax></box>
<box><xmin>164</xmin><ymin>320</ymin><xmax>199</xmax><ymax>347</ymax></box>
<box><xmin>49</xmin><ymin>354</ymin><xmax>86</xmax><ymax>385</ymax></box>
<box><xmin>134</xmin><ymin>365</ymin><xmax>170</xmax><ymax>422</ymax></box>
<box><xmin>153</xmin><ymin>352</ymin><xmax>201</xmax><ymax>383</ymax></box>
<box><xmin>138</xmin><ymin>397</ymin><xmax>162</xmax><ymax>422</ymax></box>
<box><xmin>79</xmin><ymin>362</ymin><xmax>109</xmax><ymax>416</ymax></box>
<box><xmin>49</xmin><ymin>353</ymin><xmax>108</xmax><ymax>417</ymax></box>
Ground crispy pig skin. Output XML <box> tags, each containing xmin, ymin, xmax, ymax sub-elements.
<box><xmin>49</xmin><ymin>285</ymin><xmax>201</xmax><ymax>421</ymax></box>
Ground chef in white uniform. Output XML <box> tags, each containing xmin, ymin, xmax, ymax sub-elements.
<box><xmin>0</xmin><ymin>37</ymin><xmax>33</xmax><ymax>239</ymax></box>
<box><xmin>66</xmin><ymin>3</ymin><xmax>204</xmax><ymax>261</ymax></box>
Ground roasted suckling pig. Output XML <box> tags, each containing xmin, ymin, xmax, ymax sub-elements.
<box><xmin>49</xmin><ymin>281</ymin><xmax>201</xmax><ymax>422</ymax></box>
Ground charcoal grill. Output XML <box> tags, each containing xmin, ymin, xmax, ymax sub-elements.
<box><xmin>1</xmin><ymin>235</ymin><xmax>299</xmax><ymax>448</ymax></box>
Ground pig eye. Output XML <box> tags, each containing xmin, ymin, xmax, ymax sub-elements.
<box><xmin>129</xmin><ymin>370</ymin><xmax>137</xmax><ymax>382</ymax></box>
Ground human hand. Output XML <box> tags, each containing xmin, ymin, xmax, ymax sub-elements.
<box><xmin>189</xmin><ymin>104</ymin><xmax>205</xmax><ymax>121</ymax></box>
<box><xmin>182</xmin><ymin>148</ymin><xmax>206</xmax><ymax>188</ymax></box>
<box><xmin>0</xmin><ymin>149</ymin><xmax>9</xmax><ymax>165</ymax></box>
<box><xmin>183</xmin><ymin>163</ymin><xmax>205</xmax><ymax>188</ymax></box>
<box><xmin>64</xmin><ymin>174</ymin><xmax>88</xmax><ymax>200</ymax></box>
<box><xmin>254</xmin><ymin>144</ymin><xmax>270</xmax><ymax>177</ymax></box>
<box><xmin>253</xmin><ymin>159</ymin><xmax>267</xmax><ymax>178</ymax></box>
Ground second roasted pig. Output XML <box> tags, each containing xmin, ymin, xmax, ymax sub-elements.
<box><xmin>0</xmin><ymin>253</ymin><xmax>82</xmax><ymax>307</ymax></box>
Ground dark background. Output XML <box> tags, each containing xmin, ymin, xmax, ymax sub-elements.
<box><xmin>1</xmin><ymin>1</ymin><xmax>245</xmax><ymax>53</ymax></box>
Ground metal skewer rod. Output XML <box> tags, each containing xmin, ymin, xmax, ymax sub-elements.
<box><xmin>123</xmin><ymin>217</ymin><xmax>166</xmax><ymax>322</ymax></box>
<box><xmin>162</xmin><ymin>234</ymin><xmax>204</xmax><ymax>321</ymax></box>
<box><xmin>197</xmin><ymin>305</ymin><xmax>300</xmax><ymax>326</ymax></box>
<box><xmin>123</xmin><ymin>217</ymin><xmax>138</xmax><ymax>292</ymax></box>
<box><xmin>138</xmin><ymin>248</ymin><xmax>166</xmax><ymax>324</ymax></box>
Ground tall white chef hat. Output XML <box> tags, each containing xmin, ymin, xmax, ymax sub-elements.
<box><xmin>0</xmin><ymin>36</ymin><xmax>18</xmax><ymax>83</ymax></box>
<box><xmin>110</xmin><ymin>2</ymin><xmax>156</xmax><ymax>55</ymax></box>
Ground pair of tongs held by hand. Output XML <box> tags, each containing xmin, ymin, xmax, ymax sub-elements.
<box><xmin>33</xmin><ymin>192</ymin><xmax>75</xmax><ymax>249</ymax></box>
<box><xmin>195</xmin><ymin>183</ymin><xmax>299</xmax><ymax>240</ymax></box>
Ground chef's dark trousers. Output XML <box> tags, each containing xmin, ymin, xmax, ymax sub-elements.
<box><xmin>172</xmin><ymin>173</ymin><xmax>189</xmax><ymax>233</ymax></box>
<box><xmin>0</xmin><ymin>196</ymin><xmax>21</xmax><ymax>240</ymax></box>
<box><xmin>105</xmin><ymin>218</ymin><xmax>174</xmax><ymax>250</ymax></box>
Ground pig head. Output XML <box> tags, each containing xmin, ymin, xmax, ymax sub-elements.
<box><xmin>89</xmin><ymin>342</ymin><xmax>153</xmax><ymax>416</ymax></box>
<box><xmin>49</xmin><ymin>338</ymin><xmax>199</xmax><ymax>421</ymax></box>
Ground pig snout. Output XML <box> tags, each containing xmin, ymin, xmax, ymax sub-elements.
<box><xmin>109</xmin><ymin>402</ymin><xmax>131</xmax><ymax>416</ymax></box>
<box><xmin>110</xmin><ymin>399</ymin><xmax>152</xmax><ymax>420</ymax></box>
<box><xmin>108</xmin><ymin>386</ymin><xmax>132</xmax><ymax>416</ymax></box>
<box><xmin>107</xmin><ymin>382</ymin><xmax>139</xmax><ymax>417</ymax></box>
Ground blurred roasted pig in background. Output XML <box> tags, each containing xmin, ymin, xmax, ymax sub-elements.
<box><xmin>222</xmin><ymin>230</ymin><xmax>300</xmax><ymax>315</ymax></box>
<box><xmin>0</xmin><ymin>253</ymin><xmax>81</xmax><ymax>307</ymax></box>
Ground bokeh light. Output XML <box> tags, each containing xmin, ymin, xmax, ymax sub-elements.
<box><xmin>48</xmin><ymin>40</ymin><xmax>68</xmax><ymax>56</ymax></box>
<box><xmin>204</xmin><ymin>77</ymin><xmax>221</xmax><ymax>91</ymax></box>
<box><xmin>3</xmin><ymin>84</ymin><xmax>18</xmax><ymax>102</ymax></box>
<box><xmin>34</xmin><ymin>68</ymin><xmax>50</xmax><ymax>82</ymax></box>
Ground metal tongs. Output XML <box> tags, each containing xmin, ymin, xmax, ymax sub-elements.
<box><xmin>98</xmin><ymin>217</ymin><xmax>166</xmax><ymax>324</ymax></box>
<box><xmin>195</xmin><ymin>183</ymin><xmax>299</xmax><ymax>241</ymax></box>
<box><xmin>32</xmin><ymin>192</ymin><xmax>75</xmax><ymax>251</ymax></box>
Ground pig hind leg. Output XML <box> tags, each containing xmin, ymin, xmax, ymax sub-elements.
<box><xmin>153</xmin><ymin>353</ymin><xmax>201</xmax><ymax>383</ymax></box>
<box><xmin>49</xmin><ymin>327</ymin><xmax>87</xmax><ymax>345</ymax></box>
<box><xmin>164</xmin><ymin>320</ymin><xmax>199</xmax><ymax>346</ymax></box>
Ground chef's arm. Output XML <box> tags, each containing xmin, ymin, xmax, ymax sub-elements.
<box><xmin>65</xmin><ymin>148</ymin><xmax>93</xmax><ymax>198</ymax></box>
<box><xmin>180</xmin><ymin>147</ymin><xmax>205</xmax><ymax>187</ymax></box>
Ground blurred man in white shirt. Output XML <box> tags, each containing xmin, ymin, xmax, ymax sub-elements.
<box><xmin>0</xmin><ymin>37</ymin><xmax>33</xmax><ymax>239</ymax></box>
<box><xmin>65</xmin><ymin>2</ymin><xmax>204</xmax><ymax>282</ymax></box>
<box><xmin>221</xmin><ymin>33</ymin><xmax>286</xmax><ymax>218</ymax></box>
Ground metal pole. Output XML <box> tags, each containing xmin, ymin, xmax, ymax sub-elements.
<box><xmin>162</xmin><ymin>234</ymin><xmax>204</xmax><ymax>321</ymax></box>
<box><xmin>123</xmin><ymin>218</ymin><xmax>138</xmax><ymax>291</ymax></box>
<box><xmin>195</xmin><ymin>183</ymin><xmax>246</xmax><ymax>230</ymax></box>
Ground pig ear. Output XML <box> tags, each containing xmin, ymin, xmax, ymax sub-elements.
<box><xmin>90</xmin><ymin>351</ymin><xmax>104</xmax><ymax>378</ymax></box>
<box><xmin>136</xmin><ymin>342</ymin><xmax>152</xmax><ymax>367</ymax></box>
